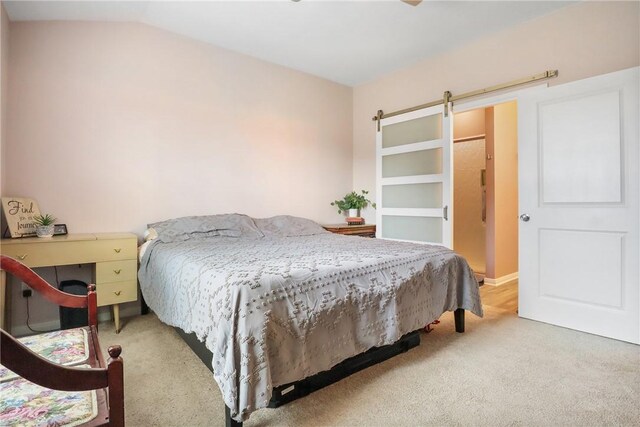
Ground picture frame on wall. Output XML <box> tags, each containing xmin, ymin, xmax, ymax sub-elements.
<box><xmin>1</xmin><ymin>197</ymin><xmax>42</xmax><ymax>238</ymax></box>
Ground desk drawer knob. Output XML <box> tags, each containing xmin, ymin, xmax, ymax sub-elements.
<box><xmin>114</xmin><ymin>290</ymin><xmax>122</xmax><ymax>296</ymax></box>
<box><xmin>17</xmin><ymin>254</ymin><xmax>28</xmax><ymax>261</ymax></box>
<box><xmin>113</xmin><ymin>269</ymin><xmax>122</xmax><ymax>275</ymax></box>
<box><xmin>113</xmin><ymin>248</ymin><xmax>122</xmax><ymax>253</ymax></box>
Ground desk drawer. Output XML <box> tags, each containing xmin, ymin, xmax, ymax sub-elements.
<box><xmin>97</xmin><ymin>280</ymin><xmax>137</xmax><ymax>306</ymax></box>
<box><xmin>91</xmin><ymin>239</ymin><xmax>137</xmax><ymax>262</ymax></box>
<box><xmin>95</xmin><ymin>260</ymin><xmax>137</xmax><ymax>283</ymax></box>
<box><xmin>1</xmin><ymin>239</ymin><xmax>137</xmax><ymax>268</ymax></box>
<box><xmin>1</xmin><ymin>241</ymin><xmax>99</xmax><ymax>267</ymax></box>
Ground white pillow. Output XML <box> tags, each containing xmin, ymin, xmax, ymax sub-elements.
<box><xmin>144</xmin><ymin>228</ymin><xmax>158</xmax><ymax>242</ymax></box>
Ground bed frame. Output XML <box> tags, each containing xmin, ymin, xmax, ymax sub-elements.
<box><xmin>0</xmin><ymin>255</ymin><xmax>125</xmax><ymax>427</ymax></box>
<box><xmin>175</xmin><ymin>308</ymin><xmax>465</xmax><ymax>427</ymax></box>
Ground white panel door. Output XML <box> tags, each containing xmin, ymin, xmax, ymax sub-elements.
<box><xmin>376</xmin><ymin>104</ymin><xmax>452</xmax><ymax>247</ymax></box>
<box><xmin>519</xmin><ymin>67</ymin><xmax>639</xmax><ymax>344</ymax></box>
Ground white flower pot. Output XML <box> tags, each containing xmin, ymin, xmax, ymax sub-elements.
<box><xmin>348</xmin><ymin>208</ymin><xmax>360</xmax><ymax>217</ymax></box>
<box><xmin>36</xmin><ymin>225</ymin><xmax>54</xmax><ymax>238</ymax></box>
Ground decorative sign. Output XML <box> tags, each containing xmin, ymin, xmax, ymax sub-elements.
<box><xmin>1</xmin><ymin>197</ymin><xmax>42</xmax><ymax>238</ymax></box>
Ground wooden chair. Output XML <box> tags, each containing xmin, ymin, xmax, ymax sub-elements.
<box><xmin>0</xmin><ymin>255</ymin><xmax>125</xmax><ymax>426</ymax></box>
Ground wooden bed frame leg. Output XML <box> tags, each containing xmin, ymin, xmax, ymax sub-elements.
<box><xmin>454</xmin><ymin>308</ymin><xmax>465</xmax><ymax>333</ymax></box>
<box><xmin>225</xmin><ymin>405</ymin><xmax>243</xmax><ymax>427</ymax></box>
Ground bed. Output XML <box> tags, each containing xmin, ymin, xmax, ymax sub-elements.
<box><xmin>138</xmin><ymin>214</ymin><xmax>483</xmax><ymax>424</ymax></box>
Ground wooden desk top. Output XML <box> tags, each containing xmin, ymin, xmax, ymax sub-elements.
<box><xmin>1</xmin><ymin>234</ymin><xmax>97</xmax><ymax>245</ymax></box>
<box><xmin>1</xmin><ymin>232</ymin><xmax>136</xmax><ymax>246</ymax></box>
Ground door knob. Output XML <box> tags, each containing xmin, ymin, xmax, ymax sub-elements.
<box><xmin>520</xmin><ymin>213</ymin><xmax>530</xmax><ymax>222</ymax></box>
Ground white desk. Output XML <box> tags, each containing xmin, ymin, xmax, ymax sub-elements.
<box><xmin>1</xmin><ymin>233</ymin><xmax>137</xmax><ymax>333</ymax></box>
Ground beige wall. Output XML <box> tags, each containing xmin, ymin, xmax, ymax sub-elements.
<box><xmin>485</xmin><ymin>102</ymin><xmax>518</xmax><ymax>280</ymax></box>
<box><xmin>485</xmin><ymin>107</ymin><xmax>496</xmax><ymax>277</ymax></box>
<box><xmin>453</xmin><ymin>137</ymin><xmax>486</xmax><ymax>273</ymax></box>
<box><xmin>454</xmin><ymin>109</ymin><xmax>485</xmax><ymax>141</ymax></box>
<box><xmin>354</xmin><ymin>1</ymin><xmax>640</xmax><ymax>224</ymax></box>
<box><xmin>1</xmin><ymin>3</ymin><xmax>8</xmax><ymax>195</ymax></box>
<box><xmin>5</xmin><ymin>21</ymin><xmax>353</xmax><ymax>234</ymax></box>
<box><xmin>454</xmin><ymin>102</ymin><xmax>518</xmax><ymax>280</ymax></box>
<box><xmin>453</xmin><ymin>108</ymin><xmax>488</xmax><ymax>274</ymax></box>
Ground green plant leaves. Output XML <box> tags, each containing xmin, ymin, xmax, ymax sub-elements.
<box><xmin>331</xmin><ymin>190</ymin><xmax>376</xmax><ymax>214</ymax></box>
<box><xmin>33</xmin><ymin>213</ymin><xmax>56</xmax><ymax>226</ymax></box>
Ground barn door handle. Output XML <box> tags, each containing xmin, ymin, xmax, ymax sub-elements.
<box><xmin>443</xmin><ymin>205</ymin><xmax>449</xmax><ymax>221</ymax></box>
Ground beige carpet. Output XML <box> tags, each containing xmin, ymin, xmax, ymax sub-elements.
<box><xmin>98</xmin><ymin>307</ymin><xmax>639</xmax><ymax>426</ymax></box>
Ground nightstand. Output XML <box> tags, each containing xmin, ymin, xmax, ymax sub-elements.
<box><xmin>323</xmin><ymin>224</ymin><xmax>376</xmax><ymax>238</ymax></box>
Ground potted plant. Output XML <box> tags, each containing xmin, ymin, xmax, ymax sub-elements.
<box><xmin>331</xmin><ymin>190</ymin><xmax>376</xmax><ymax>218</ymax></box>
<box><xmin>33</xmin><ymin>214</ymin><xmax>56</xmax><ymax>238</ymax></box>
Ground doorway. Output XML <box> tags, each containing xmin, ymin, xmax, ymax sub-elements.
<box><xmin>453</xmin><ymin>101</ymin><xmax>518</xmax><ymax>313</ymax></box>
<box><xmin>376</xmin><ymin>68</ymin><xmax>638</xmax><ymax>342</ymax></box>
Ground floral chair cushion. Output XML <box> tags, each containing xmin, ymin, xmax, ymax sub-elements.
<box><xmin>0</xmin><ymin>365</ymin><xmax>98</xmax><ymax>427</ymax></box>
<box><xmin>0</xmin><ymin>328</ymin><xmax>89</xmax><ymax>382</ymax></box>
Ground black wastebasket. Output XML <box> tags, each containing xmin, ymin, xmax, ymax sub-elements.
<box><xmin>59</xmin><ymin>280</ymin><xmax>88</xmax><ymax>329</ymax></box>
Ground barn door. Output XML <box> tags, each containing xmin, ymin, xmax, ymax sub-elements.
<box><xmin>376</xmin><ymin>104</ymin><xmax>453</xmax><ymax>247</ymax></box>
<box><xmin>518</xmin><ymin>67</ymin><xmax>639</xmax><ymax>344</ymax></box>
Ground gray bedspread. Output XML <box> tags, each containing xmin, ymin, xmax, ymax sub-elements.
<box><xmin>139</xmin><ymin>233</ymin><xmax>482</xmax><ymax>421</ymax></box>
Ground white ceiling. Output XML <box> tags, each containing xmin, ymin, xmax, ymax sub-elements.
<box><xmin>4</xmin><ymin>1</ymin><xmax>575</xmax><ymax>86</ymax></box>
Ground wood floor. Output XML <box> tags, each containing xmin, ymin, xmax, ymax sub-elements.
<box><xmin>479</xmin><ymin>281</ymin><xmax>518</xmax><ymax>313</ymax></box>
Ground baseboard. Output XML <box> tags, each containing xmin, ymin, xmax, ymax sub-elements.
<box><xmin>12</xmin><ymin>320</ymin><xmax>61</xmax><ymax>337</ymax></box>
<box><xmin>12</xmin><ymin>304</ymin><xmax>141</xmax><ymax>336</ymax></box>
<box><xmin>484</xmin><ymin>272</ymin><xmax>518</xmax><ymax>287</ymax></box>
